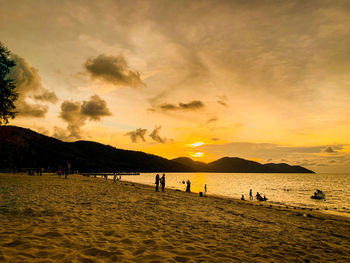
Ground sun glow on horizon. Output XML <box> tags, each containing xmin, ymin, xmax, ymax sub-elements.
<box><xmin>190</xmin><ymin>152</ymin><xmax>204</xmax><ymax>157</ymax></box>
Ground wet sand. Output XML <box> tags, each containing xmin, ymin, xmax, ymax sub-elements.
<box><xmin>0</xmin><ymin>173</ymin><xmax>349</xmax><ymax>262</ymax></box>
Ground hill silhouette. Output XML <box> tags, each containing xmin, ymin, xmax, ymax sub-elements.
<box><xmin>171</xmin><ymin>157</ymin><xmax>314</xmax><ymax>173</ymax></box>
<box><xmin>0</xmin><ymin>126</ymin><xmax>314</xmax><ymax>173</ymax></box>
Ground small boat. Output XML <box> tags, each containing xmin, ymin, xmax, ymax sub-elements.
<box><xmin>311</xmin><ymin>189</ymin><xmax>325</xmax><ymax>200</ymax></box>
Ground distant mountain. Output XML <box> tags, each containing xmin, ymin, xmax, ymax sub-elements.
<box><xmin>172</xmin><ymin>156</ymin><xmax>314</xmax><ymax>173</ymax></box>
<box><xmin>0</xmin><ymin>126</ymin><xmax>314</xmax><ymax>173</ymax></box>
<box><xmin>0</xmin><ymin>126</ymin><xmax>191</xmax><ymax>172</ymax></box>
<box><xmin>171</xmin><ymin>157</ymin><xmax>208</xmax><ymax>171</ymax></box>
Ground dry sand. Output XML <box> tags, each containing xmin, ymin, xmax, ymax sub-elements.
<box><xmin>0</xmin><ymin>173</ymin><xmax>350</xmax><ymax>262</ymax></box>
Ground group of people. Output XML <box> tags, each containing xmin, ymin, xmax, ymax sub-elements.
<box><xmin>155</xmin><ymin>174</ymin><xmax>166</xmax><ymax>192</ymax></box>
<box><xmin>241</xmin><ymin>189</ymin><xmax>267</xmax><ymax>201</ymax></box>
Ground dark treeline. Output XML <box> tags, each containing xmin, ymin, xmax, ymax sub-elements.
<box><xmin>0</xmin><ymin>126</ymin><xmax>314</xmax><ymax>173</ymax></box>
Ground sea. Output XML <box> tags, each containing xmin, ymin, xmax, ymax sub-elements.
<box><xmin>121</xmin><ymin>172</ymin><xmax>350</xmax><ymax>216</ymax></box>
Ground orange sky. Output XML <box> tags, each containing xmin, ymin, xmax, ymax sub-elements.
<box><xmin>1</xmin><ymin>0</ymin><xmax>350</xmax><ymax>172</ymax></box>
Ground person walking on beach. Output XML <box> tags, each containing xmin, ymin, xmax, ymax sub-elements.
<box><xmin>204</xmin><ymin>184</ymin><xmax>207</xmax><ymax>196</ymax></box>
<box><xmin>155</xmin><ymin>174</ymin><xmax>160</xmax><ymax>191</ymax></box>
<box><xmin>160</xmin><ymin>174</ymin><xmax>166</xmax><ymax>192</ymax></box>
<box><xmin>186</xmin><ymin>180</ymin><xmax>191</xmax><ymax>193</ymax></box>
<box><xmin>113</xmin><ymin>174</ymin><xmax>117</xmax><ymax>183</ymax></box>
<box><xmin>249</xmin><ymin>189</ymin><xmax>253</xmax><ymax>200</ymax></box>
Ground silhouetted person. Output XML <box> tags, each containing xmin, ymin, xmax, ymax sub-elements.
<box><xmin>204</xmin><ymin>184</ymin><xmax>207</xmax><ymax>196</ymax></box>
<box><xmin>113</xmin><ymin>174</ymin><xmax>117</xmax><ymax>183</ymax></box>
<box><xmin>105</xmin><ymin>174</ymin><xmax>108</xmax><ymax>180</ymax></box>
<box><xmin>263</xmin><ymin>195</ymin><xmax>268</xmax><ymax>201</ymax></box>
<box><xmin>241</xmin><ymin>194</ymin><xmax>245</xmax><ymax>200</ymax></box>
<box><xmin>186</xmin><ymin>180</ymin><xmax>191</xmax><ymax>192</ymax></box>
<box><xmin>64</xmin><ymin>169</ymin><xmax>68</xmax><ymax>179</ymax></box>
<box><xmin>249</xmin><ymin>189</ymin><xmax>253</xmax><ymax>200</ymax></box>
<box><xmin>160</xmin><ymin>174</ymin><xmax>166</xmax><ymax>192</ymax></box>
<box><xmin>155</xmin><ymin>174</ymin><xmax>160</xmax><ymax>191</ymax></box>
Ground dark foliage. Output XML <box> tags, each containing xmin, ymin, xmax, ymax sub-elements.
<box><xmin>0</xmin><ymin>42</ymin><xmax>18</xmax><ymax>124</ymax></box>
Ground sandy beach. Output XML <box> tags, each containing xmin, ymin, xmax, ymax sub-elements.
<box><xmin>0</xmin><ymin>174</ymin><xmax>350</xmax><ymax>262</ymax></box>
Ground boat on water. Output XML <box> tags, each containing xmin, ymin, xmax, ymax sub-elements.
<box><xmin>311</xmin><ymin>189</ymin><xmax>325</xmax><ymax>200</ymax></box>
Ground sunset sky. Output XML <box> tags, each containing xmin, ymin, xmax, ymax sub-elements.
<box><xmin>1</xmin><ymin>0</ymin><xmax>350</xmax><ymax>172</ymax></box>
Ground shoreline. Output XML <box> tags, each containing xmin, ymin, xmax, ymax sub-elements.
<box><xmin>121</xmin><ymin>177</ymin><xmax>350</xmax><ymax>220</ymax></box>
<box><xmin>1</xmin><ymin>173</ymin><xmax>350</xmax><ymax>262</ymax></box>
<box><xmin>104</xmin><ymin>174</ymin><xmax>350</xmax><ymax>220</ymax></box>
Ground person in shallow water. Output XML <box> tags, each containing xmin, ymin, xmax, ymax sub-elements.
<box><xmin>160</xmin><ymin>174</ymin><xmax>166</xmax><ymax>192</ymax></box>
<box><xmin>186</xmin><ymin>180</ymin><xmax>191</xmax><ymax>192</ymax></box>
<box><xmin>155</xmin><ymin>174</ymin><xmax>160</xmax><ymax>191</ymax></box>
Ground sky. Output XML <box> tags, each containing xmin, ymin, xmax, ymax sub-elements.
<box><xmin>1</xmin><ymin>0</ymin><xmax>350</xmax><ymax>172</ymax></box>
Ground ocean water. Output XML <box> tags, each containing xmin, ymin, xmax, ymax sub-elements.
<box><xmin>121</xmin><ymin>172</ymin><xmax>350</xmax><ymax>215</ymax></box>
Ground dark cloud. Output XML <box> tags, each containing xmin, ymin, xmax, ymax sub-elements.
<box><xmin>34</xmin><ymin>90</ymin><xmax>58</xmax><ymax>103</ymax></box>
<box><xmin>81</xmin><ymin>94</ymin><xmax>112</xmax><ymax>120</ymax></box>
<box><xmin>179</xmin><ymin>101</ymin><xmax>204</xmax><ymax>110</ymax></box>
<box><xmin>16</xmin><ymin>103</ymin><xmax>48</xmax><ymax>118</ymax></box>
<box><xmin>206</xmin><ymin>117</ymin><xmax>218</xmax><ymax>123</ymax></box>
<box><xmin>125</xmin><ymin>128</ymin><xmax>147</xmax><ymax>143</ymax></box>
<box><xmin>159</xmin><ymin>100</ymin><xmax>204</xmax><ymax>111</ymax></box>
<box><xmin>323</xmin><ymin>146</ymin><xmax>337</xmax><ymax>153</ymax></box>
<box><xmin>217</xmin><ymin>100</ymin><xmax>227</xmax><ymax>107</ymax></box>
<box><xmin>149</xmin><ymin>126</ymin><xmax>166</xmax><ymax>143</ymax></box>
<box><xmin>84</xmin><ymin>54</ymin><xmax>145</xmax><ymax>88</ymax></box>
<box><xmin>8</xmin><ymin>54</ymin><xmax>58</xmax><ymax>117</ymax></box>
<box><xmin>57</xmin><ymin>95</ymin><xmax>111</xmax><ymax>140</ymax></box>
<box><xmin>160</xmin><ymin>103</ymin><xmax>178</xmax><ymax>110</ymax></box>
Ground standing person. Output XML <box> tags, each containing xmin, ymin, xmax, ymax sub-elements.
<box><xmin>204</xmin><ymin>184</ymin><xmax>207</xmax><ymax>196</ymax></box>
<box><xmin>113</xmin><ymin>174</ymin><xmax>117</xmax><ymax>183</ymax></box>
<box><xmin>160</xmin><ymin>174</ymin><xmax>166</xmax><ymax>192</ymax></box>
<box><xmin>249</xmin><ymin>189</ymin><xmax>253</xmax><ymax>200</ymax></box>
<box><xmin>186</xmin><ymin>180</ymin><xmax>191</xmax><ymax>193</ymax></box>
<box><xmin>155</xmin><ymin>174</ymin><xmax>160</xmax><ymax>191</ymax></box>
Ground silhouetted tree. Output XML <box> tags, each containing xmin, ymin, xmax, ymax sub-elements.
<box><xmin>0</xmin><ymin>42</ymin><xmax>18</xmax><ymax>124</ymax></box>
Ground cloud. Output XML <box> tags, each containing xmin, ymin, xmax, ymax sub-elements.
<box><xmin>206</xmin><ymin>117</ymin><xmax>218</xmax><ymax>123</ymax></box>
<box><xmin>57</xmin><ymin>95</ymin><xmax>111</xmax><ymax>140</ymax></box>
<box><xmin>217</xmin><ymin>100</ymin><xmax>227</xmax><ymax>107</ymax></box>
<box><xmin>8</xmin><ymin>54</ymin><xmax>58</xmax><ymax>117</ymax></box>
<box><xmin>34</xmin><ymin>90</ymin><xmax>58</xmax><ymax>103</ymax></box>
<box><xmin>81</xmin><ymin>94</ymin><xmax>112</xmax><ymax>120</ymax></box>
<box><xmin>149</xmin><ymin>125</ymin><xmax>166</xmax><ymax>143</ymax></box>
<box><xmin>125</xmin><ymin>128</ymin><xmax>147</xmax><ymax>143</ymax></box>
<box><xmin>36</xmin><ymin>126</ymin><xmax>49</xmax><ymax>136</ymax></box>
<box><xmin>84</xmin><ymin>54</ymin><xmax>145</xmax><ymax>88</ymax></box>
<box><xmin>52</xmin><ymin>126</ymin><xmax>70</xmax><ymax>141</ymax></box>
<box><xmin>159</xmin><ymin>100</ymin><xmax>204</xmax><ymax>111</ymax></box>
<box><xmin>323</xmin><ymin>146</ymin><xmax>337</xmax><ymax>153</ymax></box>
